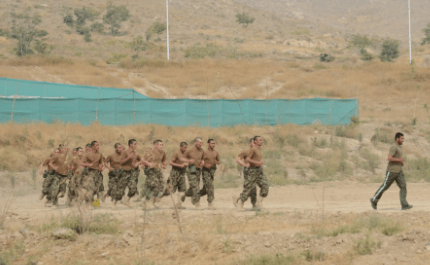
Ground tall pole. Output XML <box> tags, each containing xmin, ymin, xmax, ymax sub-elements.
<box><xmin>408</xmin><ymin>0</ymin><xmax>412</xmax><ymax>64</ymax></box>
<box><xmin>166</xmin><ymin>0</ymin><xmax>170</xmax><ymax>61</ymax></box>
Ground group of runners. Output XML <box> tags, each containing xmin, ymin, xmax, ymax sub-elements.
<box><xmin>39</xmin><ymin>131</ymin><xmax>412</xmax><ymax>212</ymax></box>
<box><xmin>39</xmin><ymin>136</ymin><xmax>269</xmax><ymax>211</ymax></box>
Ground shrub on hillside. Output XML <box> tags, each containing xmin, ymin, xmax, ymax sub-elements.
<box><xmin>320</xmin><ymin>53</ymin><xmax>335</xmax><ymax>62</ymax></box>
<box><xmin>379</xmin><ymin>40</ymin><xmax>399</xmax><ymax>62</ymax></box>
<box><xmin>235</xmin><ymin>13</ymin><xmax>255</xmax><ymax>28</ymax></box>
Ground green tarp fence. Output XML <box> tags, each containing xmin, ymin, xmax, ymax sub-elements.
<box><xmin>0</xmin><ymin>78</ymin><xmax>358</xmax><ymax>127</ymax></box>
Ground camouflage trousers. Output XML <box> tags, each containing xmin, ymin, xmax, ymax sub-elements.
<box><xmin>240</xmin><ymin>167</ymin><xmax>269</xmax><ymax>202</ymax></box>
<box><xmin>112</xmin><ymin>169</ymin><xmax>132</xmax><ymax>201</ymax></box>
<box><xmin>89</xmin><ymin>169</ymin><xmax>104</xmax><ymax>196</ymax></box>
<box><xmin>243</xmin><ymin>167</ymin><xmax>257</xmax><ymax>206</ymax></box>
<box><xmin>372</xmin><ymin>171</ymin><xmax>409</xmax><ymax>208</ymax></box>
<box><xmin>199</xmin><ymin>166</ymin><xmax>216</xmax><ymax>203</ymax></box>
<box><xmin>185</xmin><ymin>166</ymin><xmax>202</xmax><ymax>204</ymax></box>
<box><xmin>80</xmin><ymin>169</ymin><xmax>96</xmax><ymax>203</ymax></box>
<box><xmin>107</xmin><ymin>169</ymin><xmax>123</xmax><ymax>198</ymax></box>
<box><xmin>50</xmin><ymin>172</ymin><xmax>68</xmax><ymax>205</ymax></box>
<box><xmin>143</xmin><ymin>168</ymin><xmax>164</xmax><ymax>200</ymax></box>
<box><xmin>67</xmin><ymin>171</ymin><xmax>80</xmax><ymax>202</ymax></box>
<box><xmin>42</xmin><ymin>170</ymin><xmax>55</xmax><ymax>200</ymax></box>
<box><xmin>163</xmin><ymin>167</ymin><xmax>187</xmax><ymax>196</ymax></box>
<box><xmin>127</xmin><ymin>168</ymin><xmax>140</xmax><ymax>198</ymax></box>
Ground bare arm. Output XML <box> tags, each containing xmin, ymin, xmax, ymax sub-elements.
<box><xmin>169</xmin><ymin>159</ymin><xmax>186</xmax><ymax>168</ymax></box>
<box><xmin>236</xmin><ymin>156</ymin><xmax>249</xmax><ymax>167</ymax></box>
<box><xmin>39</xmin><ymin>163</ymin><xmax>44</xmax><ymax>175</ymax></box>
<box><xmin>49</xmin><ymin>161</ymin><xmax>58</xmax><ymax>171</ymax></box>
<box><xmin>245</xmin><ymin>157</ymin><xmax>263</xmax><ymax>166</ymax></box>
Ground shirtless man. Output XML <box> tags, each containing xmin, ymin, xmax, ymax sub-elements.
<box><xmin>233</xmin><ymin>138</ymin><xmax>258</xmax><ymax>210</ymax></box>
<box><xmin>67</xmin><ymin>147</ymin><xmax>84</xmax><ymax>206</ymax></box>
<box><xmin>85</xmin><ymin>144</ymin><xmax>92</xmax><ymax>153</ymax></box>
<box><xmin>104</xmin><ymin>143</ymin><xmax>124</xmax><ymax>209</ymax></box>
<box><xmin>49</xmin><ymin>145</ymin><xmax>70</xmax><ymax>208</ymax></box>
<box><xmin>162</xmin><ymin>142</ymin><xmax>188</xmax><ymax>209</ymax></box>
<box><xmin>80</xmin><ymin>141</ymin><xmax>105</xmax><ymax>204</ymax></box>
<box><xmin>199</xmin><ymin>139</ymin><xmax>220</xmax><ymax>210</ymax></box>
<box><xmin>39</xmin><ymin>148</ymin><xmax>60</xmax><ymax>206</ymax></box>
<box><xmin>233</xmin><ymin>136</ymin><xmax>269</xmax><ymax>211</ymax></box>
<box><xmin>182</xmin><ymin>137</ymin><xmax>205</xmax><ymax>210</ymax></box>
<box><xmin>143</xmin><ymin>140</ymin><xmax>167</xmax><ymax>209</ymax></box>
<box><xmin>72</xmin><ymin>148</ymin><xmax>77</xmax><ymax>157</ymax></box>
<box><xmin>119</xmin><ymin>139</ymin><xmax>151</xmax><ymax>208</ymax></box>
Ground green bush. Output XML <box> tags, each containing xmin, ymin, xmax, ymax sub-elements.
<box><xmin>235</xmin><ymin>13</ymin><xmax>255</xmax><ymax>28</ymax></box>
<box><xmin>380</xmin><ymin>40</ymin><xmax>399</xmax><ymax>62</ymax></box>
<box><xmin>319</xmin><ymin>53</ymin><xmax>335</xmax><ymax>62</ymax></box>
<box><xmin>360</xmin><ymin>48</ymin><xmax>374</xmax><ymax>61</ymax></box>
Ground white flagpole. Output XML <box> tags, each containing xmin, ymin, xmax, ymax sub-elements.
<box><xmin>408</xmin><ymin>0</ymin><xmax>412</xmax><ymax>64</ymax></box>
<box><xmin>166</xmin><ymin>0</ymin><xmax>170</xmax><ymax>61</ymax></box>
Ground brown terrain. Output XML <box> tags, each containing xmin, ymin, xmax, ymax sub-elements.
<box><xmin>1</xmin><ymin>0</ymin><xmax>430</xmax><ymax>264</ymax></box>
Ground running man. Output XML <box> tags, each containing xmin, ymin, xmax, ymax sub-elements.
<box><xmin>119</xmin><ymin>139</ymin><xmax>151</xmax><ymax>208</ymax></box>
<box><xmin>162</xmin><ymin>142</ymin><xmax>188</xmax><ymax>209</ymax></box>
<box><xmin>182</xmin><ymin>137</ymin><xmax>205</xmax><ymax>210</ymax></box>
<box><xmin>80</xmin><ymin>141</ymin><xmax>105</xmax><ymax>205</ymax></box>
<box><xmin>39</xmin><ymin>148</ymin><xmax>60</xmax><ymax>206</ymax></box>
<box><xmin>233</xmin><ymin>138</ymin><xmax>258</xmax><ymax>210</ymax></box>
<box><xmin>104</xmin><ymin>143</ymin><xmax>124</xmax><ymax>206</ymax></box>
<box><xmin>85</xmin><ymin>144</ymin><xmax>92</xmax><ymax>153</ymax></box>
<box><xmin>199</xmin><ymin>139</ymin><xmax>220</xmax><ymax>210</ymax></box>
<box><xmin>143</xmin><ymin>140</ymin><xmax>167</xmax><ymax>209</ymax></box>
<box><xmin>48</xmin><ymin>145</ymin><xmax>70</xmax><ymax>208</ymax></box>
<box><xmin>67</xmin><ymin>147</ymin><xmax>84</xmax><ymax>206</ymax></box>
<box><xmin>233</xmin><ymin>136</ymin><xmax>269</xmax><ymax>211</ymax></box>
<box><xmin>370</xmin><ymin>132</ymin><xmax>413</xmax><ymax>211</ymax></box>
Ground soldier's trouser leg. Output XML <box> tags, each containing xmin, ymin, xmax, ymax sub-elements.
<box><xmin>42</xmin><ymin>174</ymin><xmax>55</xmax><ymax>200</ymax></box>
<box><xmin>256</xmin><ymin>172</ymin><xmax>269</xmax><ymax>198</ymax></box>
<box><xmin>67</xmin><ymin>174</ymin><xmax>79</xmax><ymax>201</ymax></box>
<box><xmin>92</xmin><ymin>170</ymin><xmax>104</xmax><ymax>196</ymax></box>
<box><xmin>201</xmin><ymin>168</ymin><xmax>215</xmax><ymax>203</ymax></box>
<box><xmin>50</xmin><ymin>173</ymin><xmax>66</xmax><ymax>205</ymax></box>
<box><xmin>164</xmin><ymin>169</ymin><xmax>178</xmax><ymax>196</ymax></box>
<box><xmin>127</xmin><ymin>168</ymin><xmax>140</xmax><ymax>198</ymax></box>
<box><xmin>145</xmin><ymin>169</ymin><xmax>162</xmax><ymax>200</ymax></box>
<box><xmin>81</xmin><ymin>173</ymin><xmax>96</xmax><ymax>203</ymax></box>
<box><xmin>395</xmin><ymin>171</ymin><xmax>409</xmax><ymax>208</ymax></box>
<box><xmin>113</xmin><ymin>170</ymin><xmax>130</xmax><ymax>201</ymax></box>
<box><xmin>243</xmin><ymin>171</ymin><xmax>257</xmax><ymax>206</ymax></box>
<box><xmin>107</xmin><ymin>170</ymin><xmax>116</xmax><ymax>197</ymax></box>
<box><xmin>372</xmin><ymin>171</ymin><xmax>397</xmax><ymax>205</ymax></box>
<box><xmin>240</xmin><ymin>168</ymin><xmax>268</xmax><ymax>202</ymax></box>
<box><xmin>59</xmin><ymin>176</ymin><xmax>68</xmax><ymax>197</ymax></box>
<box><xmin>185</xmin><ymin>169</ymin><xmax>201</xmax><ymax>204</ymax></box>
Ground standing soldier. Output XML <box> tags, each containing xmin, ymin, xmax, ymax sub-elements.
<box><xmin>80</xmin><ymin>141</ymin><xmax>105</xmax><ymax>205</ymax></box>
<box><xmin>48</xmin><ymin>145</ymin><xmax>70</xmax><ymax>209</ymax></box>
<box><xmin>104</xmin><ymin>143</ymin><xmax>124</xmax><ymax>206</ymax></box>
<box><xmin>182</xmin><ymin>137</ymin><xmax>205</xmax><ymax>210</ymax></box>
<box><xmin>233</xmin><ymin>136</ymin><xmax>269</xmax><ymax>211</ymax></box>
<box><xmin>233</xmin><ymin>138</ymin><xmax>258</xmax><ymax>210</ymax></box>
<box><xmin>67</xmin><ymin>147</ymin><xmax>84</xmax><ymax>206</ymax></box>
<box><xmin>370</xmin><ymin>132</ymin><xmax>413</xmax><ymax>211</ymax></box>
<box><xmin>199</xmin><ymin>139</ymin><xmax>220</xmax><ymax>210</ymax></box>
<box><xmin>162</xmin><ymin>142</ymin><xmax>188</xmax><ymax>209</ymax></box>
<box><xmin>39</xmin><ymin>148</ymin><xmax>60</xmax><ymax>206</ymax></box>
<box><xmin>143</xmin><ymin>140</ymin><xmax>167</xmax><ymax>209</ymax></box>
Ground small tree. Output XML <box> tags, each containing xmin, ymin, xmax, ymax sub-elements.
<box><xmin>74</xmin><ymin>7</ymin><xmax>96</xmax><ymax>35</ymax></box>
<box><xmin>235</xmin><ymin>13</ymin><xmax>255</xmax><ymax>28</ymax></box>
<box><xmin>349</xmin><ymin>35</ymin><xmax>372</xmax><ymax>49</ymax></box>
<box><xmin>421</xmin><ymin>23</ymin><xmax>430</xmax><ymax>46</ymax></box>
<box><xmin>8</xmin><ymin>12</ymin><xmax>49</xmax><ymax>56</ymax></box>
<box><xmin>379</xmin><ymin>39</ymin><xmax>399</xmax><ymax>62</ymax></box>
<box><xmin>151</xmin><ymin>22</ymin><xmax>167</xmax><ymax>35</ymax></box>
<box><xmin>131</xmin><ymin>35</ymin><xmax>148</xmax><ymax>60</ymax></box>
<box><xmin>360</xmin><ymin>48</ymin><xmax>374</xmax><ymax>61</ymax></box>
<box><xmin>103</xmin><ymin>5</ymin><xmax>130</xmax><ymax>35</ymax></box>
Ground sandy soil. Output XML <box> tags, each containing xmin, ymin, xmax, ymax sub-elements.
<box><xmin>2</xmin><ymin>181</ymin><xmax>430</xmax><ymax>265</ymax></box>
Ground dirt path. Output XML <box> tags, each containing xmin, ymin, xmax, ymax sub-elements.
<box><xmin>6</xmin><ymin>181</ymin><xmax>430</xmax><ymax>221</ymax></box>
